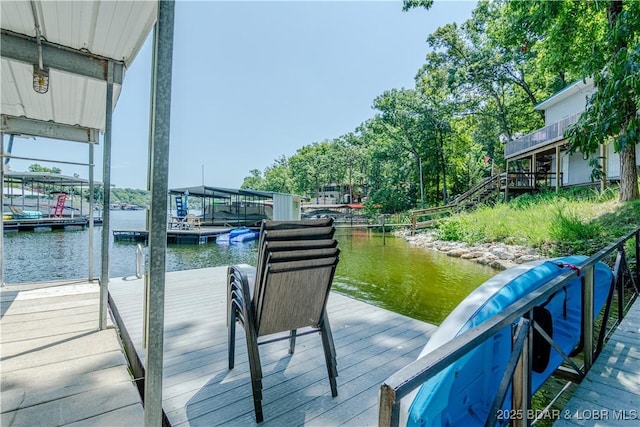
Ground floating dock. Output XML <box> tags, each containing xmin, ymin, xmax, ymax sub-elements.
<box><xmin>0</xmin><ymin>280</ymin><xmax>144</xmax><ymax>426</ymax></box>
<box><xmin>2</xmin><ymin>217</ymin><xmax>97</xmax><ymax>231</ymax></box>
<box><xmin>108</xmin><ymin>267</ymin><xmax>436</xmax><ymax>426</ymax></box>
<box><xmin>113</xmin><ymin>227</ymin><xmax>232</xmax><ymax>244</ymax></box>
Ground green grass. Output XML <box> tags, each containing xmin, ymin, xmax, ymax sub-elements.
<box><xmin>433</xmin><ymin>186</ymin><xmax>640</xmax><ymax>257</ymax></box>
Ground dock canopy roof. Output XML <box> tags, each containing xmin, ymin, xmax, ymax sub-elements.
<box><xmin>1</xmin><ymin>1</ymin><xmax>157</xmax><ymax>141</ymax></box>
<box><xmin>170</xmin><ymin>185</ymin><xmax>274</xmax><ymax>200</ymax></box>
<box><xmin>4</xmin><ymin>171</ymin><xmax>101</xmax><ymax>187</ymax></box>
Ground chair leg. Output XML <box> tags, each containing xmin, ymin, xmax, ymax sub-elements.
<box><xmin>288</xmin><ymin>329</ymin><xmax>297</xmax><ymax>354</ymax></box>
<box><xmin>228</xmin><ymin>301</ymin><xmax>236</xmax><ymax>370</ymax></box>
<box><xmin>245</xmin><ymin>327</ymin><xmax>264</xmax><ymax>422</ymax></box>
<box><xmin>319</xmin><ymin>312</ymin><xmax>338</xmax><ymax>397</ymax></box>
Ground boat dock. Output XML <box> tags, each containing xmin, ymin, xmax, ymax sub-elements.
<box><xmin>0</xmin><ymin>280</ymin><xmax>144</xmax><ymax>426</ymax></box>
<box><xmin>554</xmin><ymin>297</ymin><xmax>640</xmax><ymax>426</ymax></box>
<box><xmin>108</xmin><ymin>267</ymin><xmax>436</xmax><ymax>426</ymax></box>
<box><xmin>113</xmin><ymin>226</ymin><xmax>232</xmax><ymax>244</ymax></box>
<box><xmin>1</xmin><ymin>269</ymin><xmax>638</xmax><ymax>426</ymax></box>
<box><xmin>3</xmin><ymin>217</ymin><xmax>94</xmax><ymax>232</ymax></box>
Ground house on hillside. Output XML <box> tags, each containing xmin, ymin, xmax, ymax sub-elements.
<box><xmin>503</xmin><ymin>78</ymin><xmax>640</xmax><ymax>198</ymax></box>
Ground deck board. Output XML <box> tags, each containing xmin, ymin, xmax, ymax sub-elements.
<box><xmin>108</xmin><ymin>266</ymin><xmax>437</xmax><ymax>426</ymax></box>
<box><xmin>0</xmin><ymin>280</ymin><xmax>144</xmax><ymax>427</ymax></box>
<box><xmin>554</xmin><ymin>297</ymin><xmax>640</xmax><ymax>427</ymax></box>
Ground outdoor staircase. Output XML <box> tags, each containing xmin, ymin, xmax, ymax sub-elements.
<box><xmin>410</xmin><ymin>174</ymin><xmax>501</xmax><ymax>234</ymax></box>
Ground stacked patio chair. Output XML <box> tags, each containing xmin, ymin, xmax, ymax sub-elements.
<box><xmin>227</xmin><ymin>218</ymin><xmax>340</xmax><ymax>422</ymax></box>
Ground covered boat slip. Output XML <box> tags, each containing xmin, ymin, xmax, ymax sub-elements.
<box><xmin>169</xmin><ymin>185</ymin><xmax>302</xmax><ymax>227</ymax></box>
<box><xmin>108</xmin><ymin>266</ymin><xmax>436</xmax><ymax>426</ymax></box>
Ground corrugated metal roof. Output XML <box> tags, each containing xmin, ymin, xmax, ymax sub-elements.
<box><xmin>0</xmin><ymin>0</ymin><xmax>156</xmax><ymax>135</ymax></box>
<box><xmin>170</xmin><ymin>185</ymin><xmax>276</xmax><ymax>199</ymax></box>
<box><xmin>4</xmin><ymin>170</ymin><xmax>101</xmax><ymax>187</ymax></box>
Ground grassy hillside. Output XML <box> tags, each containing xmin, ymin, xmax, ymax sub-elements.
<box><xmin>433</xmin><ymin>186</ymin><xmax>640</xmax><ymax>257</ymax></box>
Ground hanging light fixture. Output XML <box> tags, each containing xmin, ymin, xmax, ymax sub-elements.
<box><xmin>31</xmin><ymin>0</ymin><xmax>49</xmax><ymax>94</ymax></box>
<box><xmin>32</xmin><ymin>64</ymin><xmax>49</xmax><ymax>94</ymax></box>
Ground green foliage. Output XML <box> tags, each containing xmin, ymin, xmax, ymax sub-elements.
<box><xmin>433</xmin><ymin>187</ymin><xmax>637</xmax><ymax>257</ymax></box>
<box><xmin>548</xmin><ymin>205</ymin><xmax>605</xmax><ymax>255</ymax></box>
<box><xmin>28</xmin><ymin>163</ymin><xmax>61</xmax><ymax>174</ymax></box>
<box><xmin>111</xmin><ymin>188</ymin><xmax>150</xmax><ymax>208</ymax></box>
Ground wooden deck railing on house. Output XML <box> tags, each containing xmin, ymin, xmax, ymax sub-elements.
<box><xmin>501</xmin><ymin>172</ymin><xmax>563</xmax><ymax>190</ymax></box>
<box><xmin>504</xmin><ymin>112</ymin><xmax>581</xmax><ymax>159</ymax></box>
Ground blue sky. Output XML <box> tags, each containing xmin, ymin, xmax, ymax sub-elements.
<box><xmin>7</xmin><ymin>1</ymin><xmax>477</xmax><ymax>190</ymax></box>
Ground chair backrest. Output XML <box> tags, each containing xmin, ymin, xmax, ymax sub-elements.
<box><xmin>255</xmin><ymin>256</ymin><xmax>340</xmax><ymax>336</ymax></box>
<box><xmin>251</xmin><ymin>219</ymin><xmax>340</xmax><ymax>336</ymax></box>
<box><xmin>252</xmin><ymin>219</ymin><xmax>336</xmax><ymax>303</ymax></box>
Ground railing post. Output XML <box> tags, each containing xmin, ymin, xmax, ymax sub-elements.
<box><xmin>411</xmin><ymin>211</ymin><xmax>416</xmax><ymax>236</ymax></box>
<box><xmin>582</xmin><ymin>265</ymin><xmax>595</xmax><ymax>371</ymax></box>
<box><xmin>379</xmin><ymin>384</ymin><xmax>399</xmax><ymax>427</ymax></box>
<box><xmin>512</xmin><ymin>321</ymin><xmax>531</xmax><ymax>427</ymax></box>
<box><xmin>635</xmin><ymin>231</ymin><xmax>639</xmax><ymax>287</ymax></box>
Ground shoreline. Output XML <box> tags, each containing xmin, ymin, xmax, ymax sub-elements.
<box><xmin>396</xmin><ymin>230</ymin><xmax>543</xmax><ymax>271</ymax></box>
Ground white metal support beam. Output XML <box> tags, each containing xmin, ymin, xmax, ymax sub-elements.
<box><xmin>0</xmin><ymin>115</ymin><xmax>99</xmax><ymax>143</ymax></box>
<box><xmin>1</xmin><ymin>30</ymin><xmax>124</xmax><ymax>84</ymax></box>
<box><xmin>99</xmin><ymin>61</ymin><xmax>114</xmax><ymax>330</ymax></box>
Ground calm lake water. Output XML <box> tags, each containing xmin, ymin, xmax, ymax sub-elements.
<box><xmin>3</xmin><ymin>210</ymin><xmax>495</xmax><ymax>324</ymax></box>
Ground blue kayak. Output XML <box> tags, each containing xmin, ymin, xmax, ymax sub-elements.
<box><xmin>407</xmin><ymin>255</ymin><xmax>614</xmax><ymax>427</ymax></box>
<box><xmin>216</xmin><ymin>227</ymin><xmax>259</xmax><ymax>244</ymax></box>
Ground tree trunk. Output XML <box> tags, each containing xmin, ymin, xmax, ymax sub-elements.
<box><xmin>619</xmin><ymin>142</ymin><xmax>639</xmax><ymax>202</ymax></box>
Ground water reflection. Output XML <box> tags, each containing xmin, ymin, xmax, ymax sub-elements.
<box><xmin>3</xmin><ymin>211</ymin><xmax>495</xmax><ymax>324</ymax></box>
<box><xmin>334</xmin><ymin>229</ymin><xmax>495</xmax><ymax>324</ymax></box>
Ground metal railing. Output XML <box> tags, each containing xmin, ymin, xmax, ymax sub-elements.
<box><xmin>379</xmin><ymin>227</ymin><xmax>639</xmax><ymax>427</ymax></box>
<box><xmin>505</xmin><ymin>112</ymin><xmax>581</xmax><ymax>159</ymax></box>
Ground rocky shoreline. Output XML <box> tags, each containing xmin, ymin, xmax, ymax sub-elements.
<box><xmin>397</xmin><ymin>230</ymin><xmax>543</xmax><ymax>271</ymax></box>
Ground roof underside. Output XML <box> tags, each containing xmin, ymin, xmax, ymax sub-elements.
<box><xmin>0</xmin><ymin>1</ymin><xmax>156</xmax><ymax>140</ymax></box>
<box><xmin>4</xmin><ymin>170</ymin><xmax>101</xmax><ymax>187</ymax></box>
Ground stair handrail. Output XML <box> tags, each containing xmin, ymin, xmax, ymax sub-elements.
<box><xmin>410</xmin><ymin>174</ymin><xmax>501</xmax><ymax>235</ymax></box>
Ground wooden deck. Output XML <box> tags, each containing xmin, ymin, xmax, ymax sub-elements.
<box><xmin>0</xmin><ymin>280</ymin><xmax>143</xmax><ymax>426</ymax></box>
<box><xmin>108</xmin><ymin>267</ymin><xmax>437</xmax><ymax>426</ymax></box>
<box><xmin>554</xmin><ymin>297</ymin><xmax>640</xmax><ymax>426</ymax></box>
<box><xmin>3</xmin><ymin>217</ymin><xmax>91</xmax><ymax>231</ymax></box>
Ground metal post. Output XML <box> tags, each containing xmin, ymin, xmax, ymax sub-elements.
<box><xmin>0</xmin><ymin>131</ymin><xmax>4</xmax><ymax>286</ymax></box>
<box><xmin>144</xmin><ymin>2</ymin><xmax>175</xmax><ymax>426</ymax></box>
<box><xmin>583</xmin><ymin>265</ymin><xmax>595</xmax><ymax>370</ymax></box>
<box><xmin>99</xmin><ymin>61</ymin><xmax>114</xmax><ymax>330</ymax></box>
<box><xmin>88</xmin><ymin>143</ymin><xmax>94</xmax><ymax>281</ymax></box>
<box><xmin>512</xmin><ymin>321</ymin><xmax>531</xmax><ymax>427</ymax></box>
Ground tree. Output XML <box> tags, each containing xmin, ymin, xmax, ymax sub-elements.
<box><xmin>241</xmin><ymin>169</ymin><xmax>265</xmax><ymax>190</ymax></box>
<box><xmin>507</xmin><ymin>0</ymin><xmax>639</xmax><ymax>201</ymax></box>
<box><xmin>569</xmin><ymin>0</ymin><xmax>639</xmax><ymax>201</ymax></box>
<box><xmin>28</xmin><ymin>163</ymin><xmax>61</xmax><ymax>174</ymax></box>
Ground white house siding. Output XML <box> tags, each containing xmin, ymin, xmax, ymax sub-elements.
<box><xmin>562</xmin><ymin>143</ymin><xmax>640</xmax><ymax>185</ymax></box>
<box><xmin>545</xmin><ymin>89</ymin><xmax>594</xmax><ymax>125</ymax></box>
<box><xmin>563</xmin><ymin>150</ymin><xmax>597</xmax><ymax>185</ymax></box>
<box><xmin>607</xmin><ymin>144</ymin><xmax>621</xmax><ymax>179</ymax></box>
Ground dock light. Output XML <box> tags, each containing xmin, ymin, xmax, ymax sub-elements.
<box><xmin>32</xmin><ymin>65</ymin><xmax>50</xmax><ymax>94</ymax></box>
